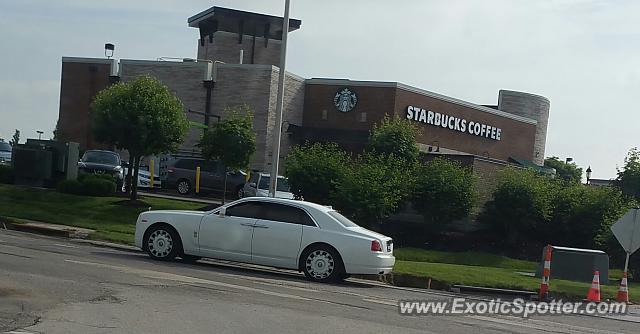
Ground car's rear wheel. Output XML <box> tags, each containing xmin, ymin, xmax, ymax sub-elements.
<box><xmin>301</xmin><ymin>245</ymin><xmax>344</xmax><ymax>283</ymax></box>
<box><xmin>145</xmin><ymin>225</ymin><xmax>180</xmax><ymax>261</ymax></box>
<box><xmin>177</xmin><ymin>179</ymin><xmax>191</xmax><ymax>195</ymax></box>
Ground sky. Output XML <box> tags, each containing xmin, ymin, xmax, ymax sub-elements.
<box><xmin>0</xmin><ymin>0</ymin><xmax>638</xmax><ymax>179</ymax></box>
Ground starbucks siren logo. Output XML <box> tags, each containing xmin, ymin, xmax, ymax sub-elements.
<box><xmin>333</xmin><ymin>88</ymin><xmax>357</xmax><ymax>112</ymax></box>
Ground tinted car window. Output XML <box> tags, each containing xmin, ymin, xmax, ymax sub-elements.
<box><xmin>261</xmin><ymin>203</ymin><xmax>315</xmax><ymax>226</ymax></box>
<box><xmin>0</xmin><ymin>142</ymin><xmax>11</xmax><ymax>152</ymax></box>
<box><xmin>82</xmin><ymin>151</ymin><xmax>119</xmax><ymax>165</ymax></box>
<box><xmin>226</xmin><ymin>202</ymin><xmax>263</xmax><ymax>219</ymax></box>
<box><xmin>258</xmin><ymin>176</ymin><xmax>290</xmax><ymax>192</ymax></box>
<box><xmin>174</xmin><ymin>159</ymin><xmax>196</xmax><ymax>170</ymax></box>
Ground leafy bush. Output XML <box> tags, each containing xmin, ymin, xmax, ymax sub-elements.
<box><xmin>82</xmin><ymin>177</ymin><xmax>117</xmax><ymax>196</ymax></box>
<box><xmin>57</xmin><ymin>174</ymin><xmax>117</xmax><ymax>197</ymax></box>
<box><xmin>480</xmin><ymin>167</ymin><xmax>556</xmax><ymax>250</ymax></box>
<box><xmin>284</xmin><ymin>142</ymin><xmax>351</xmax><ymax>203</ymax></box>
<box><xmin>78</xmin><ymin>173</ymin><xmax>116</xmax><ymax>184</ymax></box>
<box><xmin>331</xmin><ymin>152</ymin><xmax>415</xmax><ymax>229</ymax></box>
<box><xmin>0</xmin><ymin>165</ymin><xmax>14</xmax><ymax>184</ymax></box>
<box><xmin>412</xmin><ymin>158</ymin><xmax>475</xmax><ymax>231</ymax></box>
<box><xmin>57</xmin><ymin>179</ymin><xmax>85</xmax><ymax>195</ymax></box>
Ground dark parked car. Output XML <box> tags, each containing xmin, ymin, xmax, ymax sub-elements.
<box><xmin>78</xmin><ymin>150</ymin><xmax>124</xmax><ymax>185</ymax></box>
<box><xmin>164</xmin><ymin>158</ymin><xmax>246</xmax><ymax>197</ymax></box>
<box><xmin>0</xmin><ymin>141</ymin><xmax>11</xmax><ymax>165</ymax></box>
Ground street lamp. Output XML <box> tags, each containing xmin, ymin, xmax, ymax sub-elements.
<box><xmin>565</xmin><ymin>157</ymin><xmax>573</xmax><ymax>163</ymax></box>
<box><xmin>268</xmin><ymin>0</ymin><xmax>291</xmax><ymax>198</ymax></box>
<box><xmin>36</xmin><ymin>130</ymin><xmax>43</xmax><ymax>140</ymax></box>
<box><xmin>586</xmin><ymin>166</ymin><xmax>592</xmax><ymax>185</ymax></box>
<box><xmin>105</xmin><ymin>43</ymin><xmax>115</xmax><ymax>59</ymax></box>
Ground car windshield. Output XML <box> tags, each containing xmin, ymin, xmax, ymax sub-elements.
<box><xmin>82</xmin><ymin>151</ymin><xmax>119</xmax><ymax>165</ymax></box>
<box><xmin>0</xmin><ymin>142</ymin><xmax>11</xmax><ymax>152</ymax></box>
<box><xmin>258</xmin><ymin>176</ymin><xmax>290</xmax><ymax>192</ymax></box>
<box><xmin>328</xmin><ymin>210</ymin><xmax>360</xmax><ymax>228</ymax></box>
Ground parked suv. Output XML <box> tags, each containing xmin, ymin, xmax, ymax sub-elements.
<box><xmin>78</xmin><ymin>150</ymin><xmax>124</xmax><ymax>186</ymax></box>
<box><xmin>164</xmin><ymin>158</ymin><xmax>246</xmax><ymax>197</ymax></box>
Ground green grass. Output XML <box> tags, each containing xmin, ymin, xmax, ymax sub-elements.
<box><xmin>394</xmin><ymin>248</ymin><xmax>537</xmax><ymax>271</ymax></box>
<box><xmin>394</xmin><ymin>260</ymin><xmax>638</xmax><ymax>301</ymax></box>
<box><xmin>0</xmin><ymin>184</ymin><xmax>203</xmax><ymax>244</ymax></box>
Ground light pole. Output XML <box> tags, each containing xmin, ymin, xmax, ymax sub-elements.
<box><xmin>585</xmin><ymin>166</ymin><xmax>592</xmax><ymax>185</ymax></box>
<box><xmin>268</xmin><ymin>0</ymin><xmax>291</xmax><ymax>198</ymax></box>
<box><xmin>36</xmin><ymin>130</ymin><xmax>43</xmax><ymax>140</ymax></box>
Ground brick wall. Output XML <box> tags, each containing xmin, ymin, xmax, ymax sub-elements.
<box><xmin>198</xmin><ymin>31</ymin><xmax>282</xmax><ymax>66</ymax></box>
<box><xmin>57</xmin><ymin>58</ymin><xmax>113</xmax><ymax>151</ymax></box>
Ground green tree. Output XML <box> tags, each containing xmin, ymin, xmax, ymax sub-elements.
<box><xmin>92</xmin><ymin>75</ymin><xmax>189</xmax><ymax>201</ymax></box>
<box><xmin>199</xmin><ymin>105</ymin><xmax>256</xmax><ymax>203</ymax></box>
<box><xmin>9</xmin><ymin>129</ymin><xmax>20</xmax><ymax>146</ymax></box>
<box><xmin>544</xmin><ymin>156</ymin><xmax>583</xmax><ymax>183</ymax></box>
<box><xmin>615</xmin><ymin>147</ymin><xmax>640</xmax><ymax>200</ymax></box>
<box><xmin>480</xmin><ymin>167</ymin><xmax>556</xmax><ymax>249</ymax></box>
<box><xmin>283</xmin><ymin>142</ymin><xmax>351</xmax><ymax>203</ymax></box>
<box><xmin>550</xmin><ymin>184</ymin><xmax>631</xmax><ymax>249</ymax></box>
<box><xmin>367</xmin><ymin>115</ymin><xmax>419</xmax><ymax>163</ymax></box>
<box><xmin>331</xmin><ymin>152</ymin><xmax>415</xmax><ymax>229</ymax></box>
<box><xmin>412</xmin><ymin>158</ymin><xmax>475</xmax><ymax>233</ymax></box>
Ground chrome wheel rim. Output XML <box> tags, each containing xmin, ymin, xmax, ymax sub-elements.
<box><xmin>177</xmin><ymin>181</ymin><xmax>189</xmax><ymax>194</ymax></box>
<box><xmin>148</xmin><ymin>230</ymin><xmax>173</xmax><ymax>258</ymax></box>
<box><xmin>305</xmin><ymin>250</ymin><xmax>335</xmax><ymax>279</ymax></box>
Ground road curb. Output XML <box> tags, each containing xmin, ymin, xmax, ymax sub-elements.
<box><xmin>0</xmin><ymin>217</ymin><xmax>93</xmax><ymax>239</ymax></box>
<box><xmin>71</xmin><ymin>239</ymin><xmax>141</xmax><ymax>252</ymax></box>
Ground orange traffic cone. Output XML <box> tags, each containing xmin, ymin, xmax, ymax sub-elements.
<box><xmin>538</xmin><ymin>245</ymin><xmax>552</xmax><ymax>300</ymax></box>
<box><xmin>586</xmin><ymin>271</ymin><xmax>601</xmax><ymax>302</ymax></box>
<box><xmin>616</xmin><ymin>271</ymin><xmax>629</xmax><ymax>303</ymax></box>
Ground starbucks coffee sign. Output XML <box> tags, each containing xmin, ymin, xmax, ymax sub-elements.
<box><xmin>406</xmin><ymin>105</ymin><xmax>502</xmax><ymax>141</ymax></box>
<box><xmin>334</xmin><ymin>88</ymin><xmax>357</xmax><ymax>113</ymax></box>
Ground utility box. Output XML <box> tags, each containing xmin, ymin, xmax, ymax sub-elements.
<box><xmin>535</xmin><ymin>246</ymin><xmax>609</xmax><ymax>284</ymax></box>
<box><xmin>12</xmin><ymin>139</ymin><xmax>79</xmax><ymax>187</ymax></box>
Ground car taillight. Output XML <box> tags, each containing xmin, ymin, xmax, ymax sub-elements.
<box><xmin>371</xmin><ymin>240</ymin><xmax>382</xmax><ymax>252</ymax></box>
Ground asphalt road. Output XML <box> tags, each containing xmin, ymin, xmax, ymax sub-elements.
<box><xmin>1</xmin><ymin>230</ymin><xmax>639</xmax><ymax>334</ymax></box>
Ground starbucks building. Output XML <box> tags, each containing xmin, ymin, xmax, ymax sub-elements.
<box><xmin>57</xmin><ymin>5</ymin><xmax>551</xmax><ymax>194</ymax></box>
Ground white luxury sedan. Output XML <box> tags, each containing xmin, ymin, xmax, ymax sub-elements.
<box><xmin>134</xmin><ymin>197</ymin><xmax>395</xmax><ymax>282</ymax></box>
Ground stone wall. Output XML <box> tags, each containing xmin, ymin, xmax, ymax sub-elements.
<box><xmin>119</xmin><ymin>60</ymin><xmax>211</xmax><ymax>158</ymax></box>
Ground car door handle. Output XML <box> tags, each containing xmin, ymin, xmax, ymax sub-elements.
<box><xmin>240</xmin><ymin>223</ymin><xmax>254</xmax><ymax>227</ymax></box>
<box><xmin>254</xmin><ymin>224</ymin><xmax>269</xmax><ymax>229</ymax></box>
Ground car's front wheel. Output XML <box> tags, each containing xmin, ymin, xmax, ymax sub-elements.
<box><xmin>145</xmin><ymin>225</ymin><xmax>180</xmax><ymax>261</ymax></box>
<box><xmin>177</xmin><ymin>179</ymin><xmax>191</xmax><ymax>195</ymax></box>
<box><xmin>301</xmin><ymin>245</ymin><xmax>344</xmax><ymax>283</ymax></box>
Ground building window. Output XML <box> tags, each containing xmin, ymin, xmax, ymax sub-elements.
<box><xmin>321</xmin><ymin>109</ymin><xmax>328</xmax><ymax>120</ymax></box>
<box><xmin>359</xmin><ymin>112</ymin><xmax>367</xmax><ymax>122</ymax></box>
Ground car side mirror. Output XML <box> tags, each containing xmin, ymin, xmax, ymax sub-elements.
<box><xmin>249</xmin><ymin>182</ymin><xmax>256</xmax><ymax>188</ymax></box>
<box><xmin>218</xmin><ymin>207</ymin><xmax>226</xmax><ymax>217</ymax></box>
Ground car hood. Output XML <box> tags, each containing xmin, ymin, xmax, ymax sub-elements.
<box><xmin>345</xmin><ymin>226</ymin><xmax>392</xmax><ymax>241</ymax></box>
<box><xmin>79</xmin><ymin>162</ymin><xmax>119</xmax><ymax>170</ymax></box>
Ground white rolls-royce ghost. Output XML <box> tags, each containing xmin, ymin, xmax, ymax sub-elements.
<box><xmin>134</xmin><ymin>197</ymin><xmax>395</xmax><ymax>282</ymax></box>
